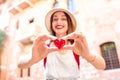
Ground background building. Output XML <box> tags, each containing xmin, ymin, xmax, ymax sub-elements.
<box><xmin>0</xmin><ymin>0</ymin><xmax>120</xmax><ymax>80</ymax></box>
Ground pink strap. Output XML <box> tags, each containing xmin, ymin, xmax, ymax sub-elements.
<box><xmin>44</xmin><ymin>57</ymin><xmax>47</xmax><ymax>67</ymax></box>
<box><xmin>73</xmin><ymin>52</ymin><xmax>80</xmax><ymax>69</ymax></box>
<box><xmin>70</xmin><ymin>40</ymin><xmax>80</xmax><ymax>69</ymax></box>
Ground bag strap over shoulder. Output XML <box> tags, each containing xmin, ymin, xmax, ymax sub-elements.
<box><xmin>70</xmin><ymin>40</ymin><xmax>80</xmax><ymax>69</ymax></box>
<box><xmin>73</xmin><ymin>52</ymin><xmax>80</xmax><ymax>69</ymax></box>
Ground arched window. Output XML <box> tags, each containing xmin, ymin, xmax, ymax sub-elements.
<box><xmin>100</xmin><ymin>42</ymin><xmax>120</xmax><ymax>70</ymax></box>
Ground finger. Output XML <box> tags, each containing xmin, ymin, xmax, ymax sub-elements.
<box><xmin>64</xmin><ymin>32</ymin><xmax>83</xmax><ymax>40</ymax></box>
<box><xmin>62</xmin><ymin>45</ymin><xmax>74</xmax><ymax>50</ymax></box>
<box><xmin>80</xmin><ymin>36</ymin><xmax>89</xmax><ymax>49</ymax></box>
<box><xmin>48</xmin><ymin>47</ymin><xmax>59</xmax><ymax>52</ymax></box>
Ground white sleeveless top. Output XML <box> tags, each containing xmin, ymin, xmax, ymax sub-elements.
<box><xmin>45</xmin><ymin>42</ymin><xmax>80</xmax><ymax>79</ymax></box>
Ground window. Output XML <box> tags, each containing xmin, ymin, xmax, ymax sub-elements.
<box><xmin>16</xmin><ymin>20</ymin><xmax>19</xmax><ymax>29</ymax></box>
<box><xmin>20</xmin><ymin>68</ymin><xmax>31</xmax><ymax>77</ymax></box>
<box><xmin>100</xmin><ymin>42</ymin><xmax>120</xmax><ymax>70</ymax></box>
<box><xmin>28</xmin><ymin>67</ymin><xmax>30</xmax><ymax>76</ymax></box>
<box><xmin>20</xmin><ymin>69</ymin><xmax>23</xmax><ymax>77</ymax></box>
<box><xmin>53</xmin><ymin>0</ymin><xmax>59</xmax><ymax>8</ymax></box>
<box><xmin>68</xmin><ymin>0</ymin><xmax>77</xmax><ymax>13</ymax></box>
<box><xmin>29</xmin><ymin>18</ymin><xmax>34</xmax><ymax>24</ymax></box>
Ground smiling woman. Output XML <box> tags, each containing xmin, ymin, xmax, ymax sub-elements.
<box><xmin>18</xmin><ymin>8</ymin><xmax>106</xmax><ymax>80</ymax></box>
<box><xmin>45</xmin><ymin>8</ymin><xmax>76</xmax><ymax>36</ymax></box>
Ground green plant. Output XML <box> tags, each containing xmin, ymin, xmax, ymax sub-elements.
<box><xmin>0</xmin><ymin>29</ymin><xmax>7</xmax><ymax>52</ymax></box>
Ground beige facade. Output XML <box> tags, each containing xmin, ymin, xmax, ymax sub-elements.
<box><xmin>0</xmin><ymin>0</ymin><xmax>120</xmax><ymax>80</ymax></box>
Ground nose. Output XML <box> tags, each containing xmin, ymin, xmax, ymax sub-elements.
<box><xmin>57</xmin><ymin>19</ymin><xmax>62</xmax><ymax>24</ymax></box>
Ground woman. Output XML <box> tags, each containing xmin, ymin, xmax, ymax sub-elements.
<box><xmin>18</xmin><ymin>8</ymin><xmax>106</xmax><ymax>80</ymax></box>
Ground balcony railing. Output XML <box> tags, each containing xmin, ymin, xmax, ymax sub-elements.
<box><xmin>8</xmin><ymin>0</ymin><xmax>40</xmax><ymax>15</ymax></box>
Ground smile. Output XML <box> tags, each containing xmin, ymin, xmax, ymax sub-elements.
<box><xmin>55</xmin><ymin>25</ymin><xmax>64</xmax><ymax>29</ymax></box>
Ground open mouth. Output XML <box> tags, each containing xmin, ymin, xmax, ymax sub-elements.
<box><xmin>55</xmin><ymin>25</ymin><xmax>64</xmax><ymax>29</ymax></box>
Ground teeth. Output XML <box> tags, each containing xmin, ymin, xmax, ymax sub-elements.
<box><xmin>56</xmin><ymin>25</ymin><xmax>63</xmax><ymax>29</ymax></box>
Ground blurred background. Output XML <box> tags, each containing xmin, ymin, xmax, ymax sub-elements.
<box><xmin>0</xmin><ymin>0</ymin><xmax>120</xmax><ymax>80</ymax></box>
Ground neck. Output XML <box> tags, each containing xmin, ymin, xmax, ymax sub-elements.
<box><xmin>56</xmin><ymin>33</ymin><xmax>66</xmax><ymax>38</ymax></box>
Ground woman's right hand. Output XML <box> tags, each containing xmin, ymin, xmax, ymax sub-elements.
<box><xmin>18</xmin><ymin>34</ymin><xmax>58</xmax><ymax>68</ymax></box>
<box><xmin>31</xmin><ymin>34</ymin><xmax>58</xmax><ymax>64</ymax></box>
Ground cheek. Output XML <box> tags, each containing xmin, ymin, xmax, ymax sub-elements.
<box><xmin>65</xmin><ymin>26</ymin><xmax>68</xmax><ymax>32</ymax></box>
<box><xmin>65</xmin><ymin>22</ymin><xmax>68</xmax><ymax>31</ymax></box>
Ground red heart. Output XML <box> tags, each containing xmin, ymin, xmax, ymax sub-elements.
<box><xmin>54</xmin><ymin>39</ymin><xmax>66</xmax><ymax>49</ymax></box>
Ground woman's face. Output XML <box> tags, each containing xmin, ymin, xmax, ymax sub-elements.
<box><xmin>52</xmin><ymin>11</ymin><xmax>68</xmax><ymax>37</ymax></box>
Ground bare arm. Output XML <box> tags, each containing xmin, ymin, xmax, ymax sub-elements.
<box><xmin>82</xmin><ymin>52</ymin><xmax>106</xmax><ymax>69</ymax></box>
<box><xmin>18</xmin><ymin>34</ymin><xmax>58</xmax><ymax>68</ymax></box>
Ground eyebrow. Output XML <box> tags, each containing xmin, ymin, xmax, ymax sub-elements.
<box><xmin>53</xmin><ymin>13</ymin><xmax>66</xmax><ymax>18</ymax></box>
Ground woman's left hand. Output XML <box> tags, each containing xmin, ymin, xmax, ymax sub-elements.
<box><xmin>63</xmin><ymin>32</ymin><xmax>106</xmax><ymax>69</ymax></box>
<box><xmin>63</xmin><ymin>32</ymin><xmax>90</xmax><ymax>57</ymax></box>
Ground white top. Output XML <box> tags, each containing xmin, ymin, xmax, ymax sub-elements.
<box><xmin>45</xmin><ymin>42</ymin><xmax>80</xmax><ymax>79</ymax></box>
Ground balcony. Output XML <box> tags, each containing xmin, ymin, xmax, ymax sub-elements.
<box><xmin>8</xmin><ymin>0</ymin><xmax>40</xmax><ymax>15</ymax></box>
<box><xmin>15</xmin><ymin>23</ymin><xmax>38</xmax><ymax>45</ymax></box>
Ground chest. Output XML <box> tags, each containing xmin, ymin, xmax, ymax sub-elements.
<box><xmin>47</xmin><ymin>50</ymin><xmax>78</xmax><ymax>70</ymax></box>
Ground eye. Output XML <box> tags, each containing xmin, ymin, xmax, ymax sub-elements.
<box><xmin>62</xmin><ymin>17</ymin><xmax>67</xmax><ymax>21</ymax></box>
<box><xmin>53</xmin><ymin>18</ymin><xmax>58</xmax><ymax>21</ymax></box>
